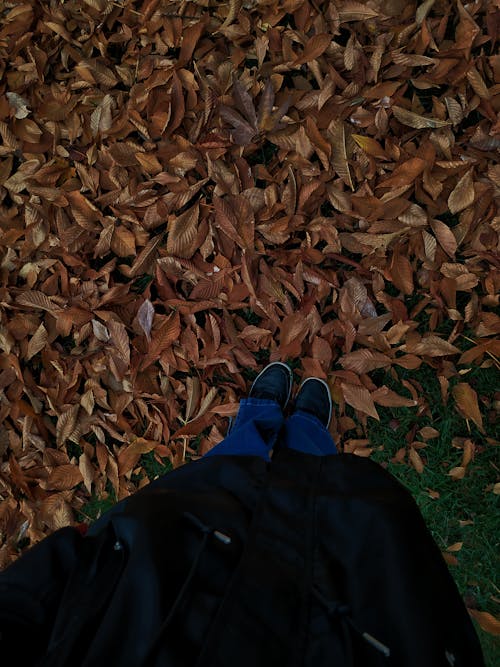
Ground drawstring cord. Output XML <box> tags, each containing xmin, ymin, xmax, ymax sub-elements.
<box><xmin>312</xmin><ymin>585</ymin><xmax>391</xmax><ymax>658</ymax></box>
<box><xmin>143</xmin><ymin>512</ymin><xmax>232</xmax><ymax>663</ymax></box>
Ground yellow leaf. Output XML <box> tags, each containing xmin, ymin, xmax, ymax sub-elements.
<box><xmin>352</xmin><ymin>134</ymin><xmax>387</xmax><ymax>158</ymax></box>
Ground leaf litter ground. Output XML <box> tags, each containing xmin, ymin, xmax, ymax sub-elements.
<box><xmin>0</xmin><ymin>0</ymin><xmax>499</xmax><ymax>657</ymax></box>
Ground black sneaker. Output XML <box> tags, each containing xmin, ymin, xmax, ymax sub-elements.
<box><xmin>294</xmin><ymin>377</ymin><xmax>333</xmax><ymax>428</ymax></box>
<box><xmin>248</xmin><ymin>362</ymin><xmax>293</xmax><ymax>411</ymax></box>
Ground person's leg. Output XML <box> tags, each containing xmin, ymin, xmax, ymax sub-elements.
<box><xmin>282</xmin><ymin>377</ymin><xmax>337</xmax><ymax>456</ymax></box>
<box><xmin>203</xmin><ymin>362</ymin><xmax>293</xmax><ymax>461</ymax></box>
<box><xmin>203</xmin><ymin>398</ymin><xmax>284</xmax><ymax>461</ymax></box>
<box><xmin>282</xmin><ymin>410</ymin><xmax>337</xmax><ymax>455</ymax></box>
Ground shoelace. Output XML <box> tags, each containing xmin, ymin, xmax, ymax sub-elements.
<box><xmin>312</xmin><ymin>585</ymin><xmax>391</xmax><ymax>658</ymax></box>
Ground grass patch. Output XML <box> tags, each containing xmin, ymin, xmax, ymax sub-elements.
<box><xmin>76</xmin><ymin>483</ymin><xmax>117</xmax><ymax>523</ymax></box>
<box><xmin>369</xmin><ymin>364</ymin><xmax>499</xmax><ymax>664</ymax></box>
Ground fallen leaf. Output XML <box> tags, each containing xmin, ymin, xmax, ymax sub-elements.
<box><xmin>341</xmin><ymin>383</ymin><xmax>379</xmax><ymax>420</ymax></box>
<box><xmin>392</xmin><ymin>106</ymin><xmax>451</xmax><ymax>130</ymax></box>
<box><xmin>467</xmin><ymin>610</ymin><xmax>500</xmax><ymax>636</ymax></box>
<box><xmin>137</xmin><ymin>299</ymin><xmax>155</xmax><ymax>341</ymax></box>
<box><xmin>452</xmin><ymin>383</ymin><xmax>484</xmax><ymax>433</ymax></box>
<box><xmin>448</xmin><ymin>170</ymin><xmax>475</xmax><ymax>214</ymax></box>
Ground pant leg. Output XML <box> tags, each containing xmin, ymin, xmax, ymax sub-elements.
<box><xmin>203</xmin><ymin>398</ymin><xmax>284</xmax><ymax>461</ymax></box>
<box><xmin>282</xmin><ymin>410</ymin><xmax>337</xmax><ymax>456</ymax></box>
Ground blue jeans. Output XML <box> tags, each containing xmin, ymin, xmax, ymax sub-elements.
<box><xmin>204</xmin><ymin>398</ymin><xmax>337</xmax><ymax>461</ymax></box>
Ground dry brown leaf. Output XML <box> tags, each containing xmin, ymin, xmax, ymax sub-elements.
<box><xmin>452</xmin><ymin>383</ymin><xmax>484</xmax><ymax>433</ymax></box>
<box><xmin>16</xmin><ymin>291</ymin><xmax>60</xmax><ymax>312</ymax></box>
<box><xmin>352</xmin><ymin>134</ymin><xmax>387</xmax><ymax>159</ymax></box>
<box><xmin>329</xmin><ymin>120</ymin><xmax>354</xmax><ymax>190</ymax></box>
<box><xmin>108</xmin><ymin>320</ymin><xmax>130</xmax><ymax>365</ymax></box>
<box><xmin>292</xmin><ymin>34</ymin><xmax>331</xmax><ymax>66</ymax></box>
<box><xmin>430</xmin><ymin>219</ymin><xmax>458</xmax><ymax>257</ymax></box>
<box><xmin>167</xmin><ymin>202</ymin><xmax>200</xmax><ymax>259</ymax></box>
<box><xmin>392</xmin><ymin>106</ymin><xmax>451</xmax><ymax>130</ymax></box>
<box><xmin>467</xmin><ymin>610</ymin><xmax>500</xmax><ymax>637</ymax></box>
<box><xmin>338</xmin><ymin>2</ymin><xmax>379</xmax><ymax>21</ymax></box>
<box><xmin>339</xmin><ymin>349</ymin><xmax>392</xmax><ymax>373</ymax></box>
<box><xmin>409</xmin><ymin>447</ymin><xmax>425</xmax><ymax>474</ymax></box>
<box><xmin>404</xmin><ymin>336</ymin><xmax>461</xmax><ymax>357</ymax></box>
<box><xmin>371</xmin><ymin>386</ymin><xmax>417</xmax><ymax>408</ymax></box>
<box><xmin>79</xmin><ymin>452</ymin><xmax>94</xmax><ymax>494</ymax></box>
<box><xmin>448</xmin><ymin>170</ymin><xmax>475</xmax><ymax>214</ymax></box>
<box><xmin>45</xmin><ymin>464</ymin><xmax>84</xmax><ymax>491</ymax></box>
<box><xmin>56</xmin><ymin>404</ymin><xmax>80</xmax><ymax>447</ymax></box>
<box><xmin>341</xmin><ymin>383</ymin><xmax>379</xmax><ymax>420</ymax></box>
<box><xmin>26</xmin><ymin>323</ymin><xmax>48</xmax><ymax>360</ymax></box>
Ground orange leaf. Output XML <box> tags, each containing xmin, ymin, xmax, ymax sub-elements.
<box><xmin>352</xmin><ymin>134</ymin><xmax>387</xmax><ymax>158</ymax></box>
<box><xmin>467</xmin><ymin>609</ymin><xmax>500</xmax><ymax>636</ymax></box>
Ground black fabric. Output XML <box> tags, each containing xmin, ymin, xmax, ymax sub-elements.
<box><xmin>0</xmin><ymin>449</ymin><xmax>484</xmax><ymax>666</ymax></box>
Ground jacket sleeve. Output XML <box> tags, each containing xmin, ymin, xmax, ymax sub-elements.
<box><xmin>0</xmin><ymin>526</ymin><xmax>84</xmax><ymax>664</ymax></box>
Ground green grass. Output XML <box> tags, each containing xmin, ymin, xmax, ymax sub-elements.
<box><xmin>368</xmin><ymin>364</ymin><xmax>500</xmax><ymax>665</ymax></box>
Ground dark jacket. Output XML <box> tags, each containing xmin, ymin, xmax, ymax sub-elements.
<box><xmin>0</xmin><ymin>448</ymin><xmax>484</xmax><ymax>666</ymax></box>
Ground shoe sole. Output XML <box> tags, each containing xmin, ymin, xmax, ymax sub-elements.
<box><xmin>249</xmin><ymin>361</ymin><xmax>294</xmax><ymax>409</ymax></box>
<box><xmin>295</xmin><ymin>377</ymin><xmax>333</xmax><ymax>429</ymax></box>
